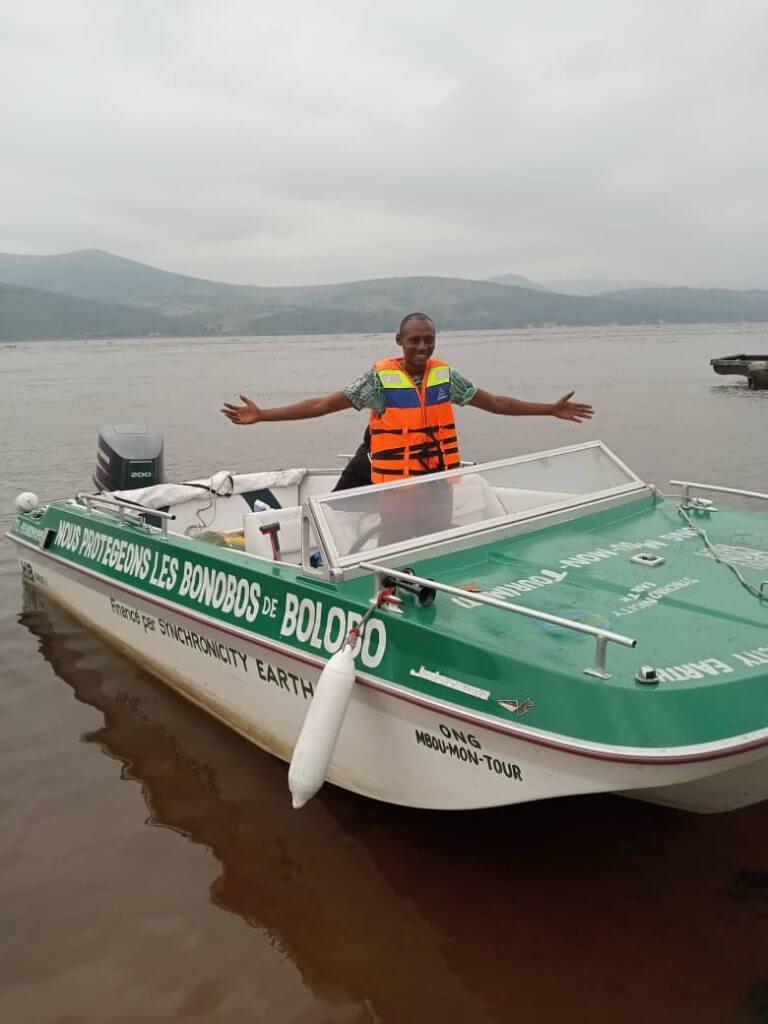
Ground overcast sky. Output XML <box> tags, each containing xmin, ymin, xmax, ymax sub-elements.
<box><xmin>2</xmin><ymin>1</ymin><xmax>768</xmax><ymax>287</ymax></box>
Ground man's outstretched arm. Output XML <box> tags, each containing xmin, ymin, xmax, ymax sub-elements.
<box><xmin>222</xmin><ymin>391</ymin><xmax>353</xmax><ymax>425</ymax></box>
<box><xmin>469</xmin><ymin>389</ymin><xmax>594</xmax><ymax>423</ymax></box>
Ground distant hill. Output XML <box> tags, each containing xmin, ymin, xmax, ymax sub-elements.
<box><xmin>0</xmin><ymin>282</ymin><xmax>184</xmax><ymax>341</ymax></box>
<box><xmin>540</xmin><ymin>277</ymin><xmax>665</xmax><ymax>295</ymax></box>
<box><xmin>0</xmin><ymin>251</ymin><xmax>644</xmax><ymax>338</ymax></box>
<box><xmin>0</xmin><ymin>249</ymin><xmax>246</xmax><ymax>308</ymax></box>
<box><xmin>487</xmin><ymin>272</ymin><xmax>547</xmax><ymax>291</ymax></box>
<box><xmin>489</xmin><ymin>273</ymin><xmax>668</xmax><ymax>295</ymax></box>
<box><xmin>3</xmin><ymin>249</ymin><xmax>768</xmax><ymax>340</ymax></box>
<box><xmin>597</xmin><ymin>286</ymin><xmax>768</xmax><ymax>321</ymax></box>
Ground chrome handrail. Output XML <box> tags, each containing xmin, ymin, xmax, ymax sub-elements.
<box><xmin>76</xmin><ymin>493</ymin><xmax>176</xmax><ymax>534</ymax></box>
<box><xmin>670</xmin><ymin>480</ymin><xmax>768</xmax><ymax>508</ymax></box>
<box><xmin>360</xmin><ymin>561</ymin><xmax>636</xmax><ymax>680</ymax></box>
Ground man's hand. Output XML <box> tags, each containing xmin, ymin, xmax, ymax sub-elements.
<box><xmin>551</xmin><ymin>391</ymin><xmax>594</xmax><ymax>423</ymax></box>
<box><xmin>470</xmin><ymin>388</ymin><xmax>594</xmax><ymax>420</ymax></box>
<box><xmin>221</xmin><ymin>395</ymin><xmax>261</xmax><ymax>425</ymax></box>
<box><xmin>220</xmin><ymin>390</ymin><xmax>353</xmax><ymax>425</ymax></box>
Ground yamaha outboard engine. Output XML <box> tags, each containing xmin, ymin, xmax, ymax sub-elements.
<box><xmin>94</xmin><ymin>425</ymin><xmax>165</xmax><ymax>492</ymax></box>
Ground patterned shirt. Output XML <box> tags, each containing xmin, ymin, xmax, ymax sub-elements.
<box><xmin>343</xmin><ymin>364</ymin><xmax>477</xmax><ymax>418</ymax></box>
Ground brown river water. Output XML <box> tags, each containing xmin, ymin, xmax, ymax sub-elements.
<box><xmin>1</xmin><ymin>325</ymin><xmax>768</xmax><ymax>1023</ymax></box>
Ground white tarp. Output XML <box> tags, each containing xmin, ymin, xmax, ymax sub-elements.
<box><xmin>112</xmin><ymin>468</ymin><xmax>308</xmax><ymax>509</ymax></box>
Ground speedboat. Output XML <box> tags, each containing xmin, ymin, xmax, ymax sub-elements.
<box><xmin>8</xmin><ymin>431</ymin><xmax>768</xmax><ymax>813</ymax></box>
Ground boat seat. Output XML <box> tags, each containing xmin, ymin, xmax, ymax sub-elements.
<box><xmin>244</xmin><ymin>506</ymin><xmax>306</xmax><ymax>563</ymax></box>
<box><xmin>451</xmin><ymin>475</ymin><xmax>507</xmax><ymax>525</ymax></box>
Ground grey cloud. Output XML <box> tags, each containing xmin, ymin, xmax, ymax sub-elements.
<box><xmin>2</xmin><ymin>1</ymin><xmax>768</xmax><ymax>287</ymax></box>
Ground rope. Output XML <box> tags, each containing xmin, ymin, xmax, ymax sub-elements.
<box><xmin>186</xmin><ymin>491</ymin><xmax>216</xmax><ymax>536</ymax></box>
<box><xmin>183</xmin><ymin>474</ymin><xmax>234</xmax><ymax>538</ymax></box>
<box><xmin>343</xmin><ymin>587</ymin><xmax>396</xmax><ymax>649</ymax></box>
<box><xmin>677</xmin><ymin>506</ymin><xmax>768</xmax><ymax>602</ymax></box>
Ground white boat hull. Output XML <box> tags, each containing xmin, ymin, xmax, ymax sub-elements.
<box><xmin>14</xmin><ymin>542</ymin><xmax>768</xmax><ymax>813</ymax></box>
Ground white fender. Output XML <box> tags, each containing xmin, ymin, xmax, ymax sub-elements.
<box><xmin>15</xmin><ymin>492</ymin><xmax>39</xmax><ymax>512</ymax></box>
<box><xmin>288</xmin><ymin>645</ymin><xmax>357</xmax><ymax>809</ymax></box>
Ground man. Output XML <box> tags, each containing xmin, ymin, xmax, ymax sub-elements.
<box><xmin>221</xmin><ymin>312</ymin><xmax>593</xmax><ymax>489</ymax></box>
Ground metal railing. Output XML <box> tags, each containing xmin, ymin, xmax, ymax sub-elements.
<box><xmin>671</xmin><ymin>480</ymin><xmax>768</xmax><ymax>508</ymax></box>
<box><xmin>76</xmin><ymin>493</ymin><xmax>176</xmax><ymax>534</ymax></box>
<box><xmin>360</xmin><ymin>561</ymin><xmax>636</xmax><ymax>680</ymax></box>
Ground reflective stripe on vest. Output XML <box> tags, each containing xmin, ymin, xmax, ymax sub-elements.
<box><xmin>369</xmin><ymin>358</ymin><xmax>461</xmax><ymax>482</ymax></box>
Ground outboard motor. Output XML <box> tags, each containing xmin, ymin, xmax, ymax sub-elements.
<box><xmin>94</xmin><ymin>425</ymin><xmax>165</xmax><ymax>492</ymax></box>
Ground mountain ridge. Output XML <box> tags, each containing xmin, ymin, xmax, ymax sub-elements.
<box><xmin>3</xmin><ymin>249</ymin><xmax>768</xmax><ymax>340</ymax></box>
<box><xmin>0</xmin><ymin>281</ymin><xmax>185</xmax><ymax>340</ymax></box>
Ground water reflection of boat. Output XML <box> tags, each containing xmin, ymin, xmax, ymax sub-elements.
<box><xmin>9</xmin><ymin>440</ymin><xmax>768</xmax><ymax>812</ymax></box>
<box><xmin>17</xmin><ymin>588</ymin><xmax>768</xmax><ymax>1023</ymax></box>
<box><xmin>18</xmin><ymin>586</ymin><xmax>480</xmax><ymax>1020</ymax></box>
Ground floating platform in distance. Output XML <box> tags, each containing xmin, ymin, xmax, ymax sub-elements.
<box><xmin>711</xmin><ymin>354</ymin><xmax>768</xmax><ymax>389</ymax></box>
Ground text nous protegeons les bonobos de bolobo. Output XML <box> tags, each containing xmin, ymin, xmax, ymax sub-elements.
<box><xmin>55</xmin><ymin>520</ymin><xmax>386</xmax><ymax>667</ymax></box>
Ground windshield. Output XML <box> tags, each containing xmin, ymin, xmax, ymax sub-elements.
<box><xmin>309</xmin><ymin>442</ymin><xmax>644</xmax><ymax>567</ymax></box>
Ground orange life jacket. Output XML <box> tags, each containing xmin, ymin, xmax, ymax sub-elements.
<box><xmin>369</xmin><ymin>358</ymin><xmax>461</xmax><ymax>483</ymax></box>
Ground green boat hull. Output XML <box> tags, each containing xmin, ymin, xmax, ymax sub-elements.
<box><xmin>8</xmin><ymin>481</ymin><xmax>768</xmax><ymax>812</ymax></box>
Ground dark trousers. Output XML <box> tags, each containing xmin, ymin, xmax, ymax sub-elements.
<box><xmin>333</xmin><ymin>430</ymin><xmax>372</xmax><ymax>491</ymax></box>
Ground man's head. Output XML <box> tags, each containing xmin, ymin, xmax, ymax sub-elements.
<box><xmin>396</xmin><ymin>312</ymin><xmax>436</xmax><ymax>371</ymax></box>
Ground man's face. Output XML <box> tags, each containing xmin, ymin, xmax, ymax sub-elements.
<box><xmin>397</xmin><ymin>318</ymin><xmax>436</xmax><ymax>370</ymax></box>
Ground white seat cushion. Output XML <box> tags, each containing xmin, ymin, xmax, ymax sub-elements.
<box><xmin>450</xmin><ymin>475</ymin><xmax>507</xmax><ymax>525</ymax></box>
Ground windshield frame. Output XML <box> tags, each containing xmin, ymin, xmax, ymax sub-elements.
<box><xmin>304</xmin><ymin>440</ymin><xmax>647</xmax><ymax>576</ymax></box>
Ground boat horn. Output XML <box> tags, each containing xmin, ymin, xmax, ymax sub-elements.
<box><xmin>382</xmin><ymin>567</ymin><xmax>437</xmax><ymax>607</ymax></box>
